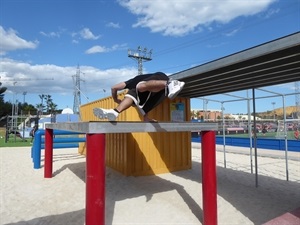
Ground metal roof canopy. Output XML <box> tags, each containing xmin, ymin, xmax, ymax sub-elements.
<box><xmin>170</xmin><ymin>32</ymin><xmax>300</xmax><ymax>98</ymax></box>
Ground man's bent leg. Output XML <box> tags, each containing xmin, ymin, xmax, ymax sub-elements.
<box><xmin>137</xmin><ymin>80</ymin><xmax>167</xmax><ymax>92</ymax></box>
<box><xmin>115</xmin><ymin>97</ymin><xmax>134</xmax><ymax>113</ymax></box>
<box><xmin>93</xmin><ymin>97</ymin><xmax>134</xmax><ymax>121</ymax></box>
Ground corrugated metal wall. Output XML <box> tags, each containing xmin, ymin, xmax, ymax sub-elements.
<box><xmin>79</xmin><ymin>91</ymin><xmax>191</xmax><ymax>176</ymax></box>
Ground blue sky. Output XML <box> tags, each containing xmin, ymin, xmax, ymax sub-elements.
<box><xmin>0</xmin><ymin>0</ymin><xmax>299</xmax><ymax>115</ymax></box>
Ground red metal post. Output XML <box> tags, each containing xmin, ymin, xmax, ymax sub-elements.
<box><xmin>201</xmin><ymin>130</ymin><xmax>217</xmax><ymax>225</ymax></box>
<box><xmin>44</xmin><ymin>128</ymin><xmax>54</xmax><ymax>178</ymax></box>
<box><xmin>86</xmin><ymin>133</ymin><xmax>106</xmax><ymax>225</ymax></box>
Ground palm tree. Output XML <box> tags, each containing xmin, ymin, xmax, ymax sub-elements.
<box><xmin>48</xmin><ymin>102</ymin><xmax>57</xmax><ymax>114</ymax></box>
<box><xmin>37</xmin><ymin>94</ymin><xmax>58</xmax><ymax>115</ymax></box>
<box><xmin>36</xmin><ymin>103</ymin><xmax>44</xmax><ymax>116</ymax></box>
<box><xmin>45</xmin><ymin>95</ymin><xmax>52</xmax><ymax>113</ymax></box>
<box><xmin>38</xmin><ymin>94</ymin><xmax>45</xmax><ymax>115</ymax></box>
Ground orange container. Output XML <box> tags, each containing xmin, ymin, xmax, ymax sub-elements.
<box><xmin>79</xmin><ymin>92</ymin><xmax>191</xmax><ymax>176</ymax></box>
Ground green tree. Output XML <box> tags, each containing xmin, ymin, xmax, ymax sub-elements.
<box><xmin>44</xmin><ymin>94</ymin><xmax>58</xmax><ymax>114</ymax></box>
<box><xmin>48</xmin><ymin>102</ymin><xmax>58</xmax><ymax>114</ymax></box>
<box><xmin>38</xmin><ymin>94</ymin><xmax>45</xmax><ymax>115</ymax></box>
<box><xmin>0</xmin><ymin>100</ymin><xmax>11</xmax><ymax>119</ymax></box>
<box><xmin>37</xmin><ymin>94</ymin><xmax>58</xmax><ymax>115</ymax></box>
<box><xmin>0</xmin><ymin>82</ymin><xmax>7</xmax><ymax>95</ymax></box>
<box><xmin>0</xmin><ymin>90</ymin><xmax>12</xmax><ymax>119</ymax></box>
<box><xmin>21</xmin><ymin>103</ymin><xmax>36</xmax><ymax>115</ymax></box>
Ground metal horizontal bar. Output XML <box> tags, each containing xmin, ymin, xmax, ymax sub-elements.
<box><xmin>45</xmin><ymin>121</ymin><xmax>218</xmax><ymax>134</ymax></box>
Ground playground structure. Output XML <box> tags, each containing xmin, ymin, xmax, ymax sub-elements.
<box><xmin>5</xmin><ymin>115</ymin><xmax>37</xmax><ymax>142</ymax></box>
<box><xmin>32</xmin><ymin>129</ymin><xmax>85</xmax><ymax>169</ymax></box>
<box><xmin>44</xmin><ymin>121</ymin><xmax>218</xmax><ymax>225</ymax></box>
<box><xmin>4</xmin><ymin>109</ymin><xmax>80</xmax><ymax>143</ymax></box>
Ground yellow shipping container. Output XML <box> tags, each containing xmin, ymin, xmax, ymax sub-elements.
<box><xmin>79</xmin><ymin>92</ymin><xmax>191</xmax><ymax>176</ymax></box>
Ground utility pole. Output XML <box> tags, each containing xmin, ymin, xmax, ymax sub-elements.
<box><xmin>72</xmin><ymin>65</ymin><xmax>84</xmax><ymax>114</ymax></box>
<box><xmin>23</xmin><ymin>91</ymin><xmax>27</xmax><ymax>104</ymax></box>
<box><xmin>128</xmin><ymin>46</ymin><xmax>152</xmax><ymax>75</ymax></box>
<box><xmin>11</xmin><ymin>82</ymin><xmax>18</xmax><ymax>132</ymax></box>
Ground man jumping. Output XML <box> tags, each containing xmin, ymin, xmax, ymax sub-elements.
<box><xmin>93</xmin><ymin>72</ymin><xmax>185</xmax><ymax>121</ymax></box>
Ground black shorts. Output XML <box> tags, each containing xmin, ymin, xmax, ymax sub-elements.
<box><xmin>125</xmin><ymin>72</ymin><xmax>169</xmax><ymax>114</ymax></box>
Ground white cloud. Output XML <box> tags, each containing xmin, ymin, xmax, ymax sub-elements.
<box><xmin>39</xmin><ymin>31</ymin><xmax>61</xmax><ymax>38</ymax></box>
<box><xmin>85</xmin><ymin>44</ymin><xmax>127</xmax><ymax>54</ymax></box>
<box><xmin>0</xmin><ymin>26</ymin><xmax>38</xmax><ymax>55</ymax></box>
<box><xmin>1</xmin><ymin>57</ymin><xmax>137</xmax><ymax>107</ymax></box>
<box><xmin>119</xmin><ymin>0</ymin><xmax>276</xmax><ymax>36</ymax></box>
<box><xmin>72</xmin><ymin>39</ymin><xmax>79</xmax><ymax>44</ymax></box>
<box><xmin>111</xmin><ymin>43</ymin><xmax>128</xmax><ymax>51</ymax></box>
<box><xmin>0</xmin><ymin>58</ymin><xmax>135</xmax><ymax>94</ymax></box>
<box><xmin>224</xmin><ymin>28</ymin><xmax>240</xmax><ymax>37</ymax></box>
<box><xmin>263</xmin><ymin>7</ymin><xmax>280</xmax><ymax>19</ymax></box>
<box><xmin>85</xmin><ymin>45</ymin><xmax>109</xmax><ymax>54</ymax></box>
<box><xmin>106</xmin><ymin>22</ymin><xmax>121</xmax><ymax>28</ymax></box>
<box><xmin>80</xmin><ymin>28</ymin><xmax>101</xmax><ymax>40</ymax></box>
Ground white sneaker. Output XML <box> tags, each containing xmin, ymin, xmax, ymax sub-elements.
<box><xmin>167</xmin><ymin>80</ymin><xmax>185</xmax><ymax>99</ymax></box>
<box><xmin>93</xmin><ymin>108</ymin><xmax>119</xmax><ymax>121</ymax></box>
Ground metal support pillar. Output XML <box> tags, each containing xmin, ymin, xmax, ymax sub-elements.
<box><xmin>201</xmin><ymin>130</ymin><xmax>217</xmax><ymax>225</ymax></box>
<box><xmin>44</xmin><ymin>128</ymin><xmax>53</xmax><ymax>178</ymax></box>
<box><xmin>86</xmin><ymin>133</ymin><xmax>106</xmax><ymax>225</ymax></box>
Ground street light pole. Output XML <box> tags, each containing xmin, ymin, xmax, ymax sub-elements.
<box><xmin>21</xmin><ymin>91</ymin><xmax>27</xmax><ymax>140</ymax></box>
<box><xmin>271</xmin><ymin>102</ymin><xmax>276</xmax><ymax>120</ymax></box>
<box><xmin>23</xmin><ymin>92</ymin><xmax>27</xmax><ymax>104</ymax></box>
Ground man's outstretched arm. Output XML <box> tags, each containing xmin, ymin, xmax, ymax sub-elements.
<box><xmin>111</xmin><ymin>82</ymin><xmax>126</xmax><ymax>104</ymax></box>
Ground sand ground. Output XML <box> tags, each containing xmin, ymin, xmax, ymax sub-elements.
<box><xmin>1</xmin><ymin>144</ymin><xmax>299</xmax><ymax>225</ymax></box>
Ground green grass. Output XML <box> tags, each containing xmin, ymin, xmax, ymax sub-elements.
<box><xmin>0</xmin><ymin>128</ymin><xmax>33</xmax><ymax>147</ymax></box>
